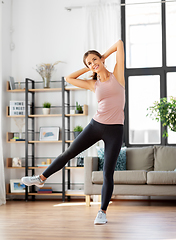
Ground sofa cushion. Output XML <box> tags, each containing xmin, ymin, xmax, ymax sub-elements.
<box><xmin>147</xmin><ymin>171</ymin><xmax>176</xmax><ymax>185</ymax></box>
<box><xmin>92</xmin><ymin>170</ymin><xmax>147</xmax><ymax>184</ymax></box>
<box><xmin>126</xmin><ymin>146</ymin><xmax>154</xmax><ymax>171</ymax></box>
<box><xmin>154</xmin><ymin>146</ymin><xmax>176</xmax><ymax>171</ymax></box>
<box><xmin>97</xmin><ymin>146</ymin><xmax>126</xmax><ymax>171</ymax></box>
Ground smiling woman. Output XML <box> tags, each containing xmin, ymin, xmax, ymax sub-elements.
<box><xmin>83</xmin><ymin>50</ymin><xmax>104</xmax><ymax>81</ymax></box>
<box><xmin>21</xmin><ymin>40</ymin><xmax>125</xmax><ymax>225</ymax></box>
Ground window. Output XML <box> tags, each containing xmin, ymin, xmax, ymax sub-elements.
<box><xmin>167</xmin><ymin>72</ymin><xmax>176</xmax><ymax>144</ymax></box>
<box><xmin>122</xmin><ymin>0</ymin><xmax>176</xmax><ymax>146</ymax></box>
<box><xmin>126</xmin><ymin>0</ymin><xmax>162</xmax><ymax>68</ymax></box>
<box><xmin>128</xmin><ymin>75</ymin><xmax>160</xmax><ymax>144</ymax></box>
<box><xmin>166</xmin><ymin>2</ymin><xmax>176</xmax><ymax>66</ymax></box>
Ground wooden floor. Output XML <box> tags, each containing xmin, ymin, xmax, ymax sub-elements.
<box><xmin>0</xmin><ymin>199</ymin><xmax>176</xmax><ymax>240</ymax></box>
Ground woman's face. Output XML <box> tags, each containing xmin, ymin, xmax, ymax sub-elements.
<box><xmin>85</xmin><ymin>54</ymin><xmax>104</xmax><ymax>73</ymax></box>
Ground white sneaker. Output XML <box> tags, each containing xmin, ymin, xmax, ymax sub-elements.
<box><xmin>94</xmin><ymin>210</ymin><xmax>107</xmax><ymax>225</ymax></box>
<box><xmin>21</xmin><ymin>175</ymin><xmax>45</xmax><ymax>188</ymax></box>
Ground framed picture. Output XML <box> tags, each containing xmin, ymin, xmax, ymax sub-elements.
<box><xmin>39</xmin><ymin>126</ymin><xmax>60</xmax><ymax>141</ymax></box>
<box><xmin>12</xmin><ymin>157</ymin><xmax>22</xmax><ymax>167</ymax></box>
<box><xmin>9</xmin><ymin>76</ymin><xmax>15</xmax><ymax>90</ymax></box>
<box><xmin>10</xmin><ymin>179</ymin><xmax>28</xmax><ymax>193</ymax></box>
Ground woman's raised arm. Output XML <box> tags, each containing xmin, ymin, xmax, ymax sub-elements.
<box><xmin>103</xmin><ymin>40</ymin><xmax>125</xmax><ymax>88</ymax></box>
<box><xmin>65</xmin><ymin>67</ymin><xmax>96</xmax><ymax>92</ymax></box>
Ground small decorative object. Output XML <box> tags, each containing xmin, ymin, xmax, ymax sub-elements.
<box><xmin>77</xmin><ymin>156</ymin><xmax>84</xmax><ymax>167</ymax></box>
<box><xmin>75</xmin><ymin>102</ymin><xmax>83</xmax><ymax>114</ymax></box>
<box><xmin>39</xmin><ymin>126</ymin><xmax>60</xmax><ymax>141</ymax></box>
<box><xmin>42</xmin><ymin>102</ymin><xmax>51</xmax><ymax>115</ymax></box>
<box><xmin>70</xmin><ymin>109</ymin><xmax>75</xmax><ymax>114</ymax></box>
<box><xmin>10</xmin><ymin>100</ymin><xmax>31</xmax><ymax>116</ymax></box>
<box><xmin>12</xmin><ymin>157</ymin><xmax>22</xmax><ymax>167</ymax></box>
<box><xmin>147</xmin><ymin>96</ymin><xmax>176</xmax><ymax>138</ymax></box>
<box><xmin>17</xmin><ymin>82</ymin><xmax>22</xmax><ymax>89</ymax></box>
<box><xmin>13</xmin><ymin>118</ymin><xmax>25</xmax><ymax>139</ymax></box>
<box><xmin>9</xmin><ymin>76</ymin><xmax>15</xmax><ymax>90</ymax></box>
<box><xmin>10</xmin><ymin>179</ymin><xmax>28</xmax><ymax>193</ymax></box>
<box><xmin>73</xmin><ymin>125</ymin><xmax>83</xmax><ymax>139</ymax></box>
<box><xmin>42</xmin><ymin>161</ymin><xmax>46</xmax><ymax>165</ymax></box>
<box><xmin>35</xmin><ymin>61</ymin><xmax>62</xmax><ymax>88</ymax></box>
<box><xmin>47</xmin><ymin>158</ymin><xmax>51</xmax><ymax>165</ymax></box>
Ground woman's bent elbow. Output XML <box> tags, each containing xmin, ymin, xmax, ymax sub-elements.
<box><xmin>64</xmin><ymin>76</ymin><xmax>70</xmax><ymax>83</ymax></box>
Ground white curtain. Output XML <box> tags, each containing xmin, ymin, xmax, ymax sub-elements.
<box><xmin>84</xmin><ymin>2</ymin><xmax>121</xmax><ymax>65</ymax></box>
<box><xmin>83</xmin><ymin>2</ymin><xmax>121</xmax><ymax>155</ymax></box>
<box><xmin>0</xmin><ymin>2</ymin><xmax>6</xmax><ymax>206</ymax></box>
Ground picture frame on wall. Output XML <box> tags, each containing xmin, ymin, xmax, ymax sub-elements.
<box><xmin>10</xmin><ymin>179</ymin><xmax>28</xmax><ymax>193</ymax></box>
<box><xmin>39</xmin><ymin>126</ymin><xmax>60</xmax><ymax>141</ymax></box>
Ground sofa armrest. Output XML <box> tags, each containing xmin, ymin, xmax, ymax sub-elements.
<box><xmin>84</xmin><ymin>157</ymin><xmax>99</xmax><ymax>195</ymax></box>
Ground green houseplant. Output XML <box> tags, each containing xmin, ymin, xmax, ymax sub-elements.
<box><xmin>147</xmin><ymin>96</ymin><xmax>176</xmax><ymax>137</ymax></box>
<box><xmin>42</xmin><ymin>102</ymin><xmax>51</xmax><ymax>115</ymax></box>
<box><xmin>75</xmin><ymin>102</ymin><xmax>83</xmax><ymax>114</ymax></box>
<box><xmin>73</xmin><ymin>125</ymin><xmax>83</xmax><ymax>138</ymax></box>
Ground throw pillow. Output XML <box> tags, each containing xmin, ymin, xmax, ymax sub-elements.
<box><xmin>96</xmin><ymin>146</ymin><xmax>126</xmax><ymax>171</ymax></box>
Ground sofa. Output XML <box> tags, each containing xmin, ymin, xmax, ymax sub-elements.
<box><xmin>84</xmin><ymin>146</ymin><xmax>176</xmax><ymax>206</ymax></box>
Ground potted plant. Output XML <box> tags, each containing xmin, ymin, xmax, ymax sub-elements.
<box><xmin>42</xmin><ymin>102</ymin><xmax>51</xmax><ymax>115</ymax></box>
<box><xmin>73</xmin><ymin>125</ymin><xmax>83</xmax><ymax>138</ymax></box>
<box><xmin>147</xmin><ymin>96</ymin><xmax>176</xmax><ymax>138</ymax></box>
<box><xmin>75</xmin><ymin>101</ymin><xmax>83</xmax><ymax>114</ymax></box>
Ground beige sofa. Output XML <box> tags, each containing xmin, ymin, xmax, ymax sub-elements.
<box><xmin>84</xmin><ymin>146</ymin><xmax>176</xmax><ymax>206</ymax></box>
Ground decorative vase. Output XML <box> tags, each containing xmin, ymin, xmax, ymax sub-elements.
<box><xmin>75</xmin><ymin>110</ymin><xmax>83</xmax><ymax>114</ymax></box>
<box><xmin>42</xmin><ymin>108</ymin><xmax>50</xmax><ymax>115</ymax></box>
<box><xmin>74</xmin><ymin>131</ymin><xmax>81</xmax><ymax>139</ymax></box>
<box><xmin>19</xmin><ymin>131</ymin><xmax>23</xmax><ymax>139</ymax></box>
<box><xmin>43</xmin><ymin>77</ymin><xmax>50</xmax><ymax>88</ymax></box>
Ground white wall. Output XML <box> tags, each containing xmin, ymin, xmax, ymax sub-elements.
<box><xmin>2</xmin><ymin>0</ymin><xmax>12</xmax><ymax>185</ymax></box>
<box><xmin>3</xmin><ymin>0</ymin><xmax>111</xmax><ymax>197</ymax></box>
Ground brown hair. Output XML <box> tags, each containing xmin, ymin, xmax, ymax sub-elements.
<box><xmin>83</xmin><ymin>50</ymin><xmax>102</xmax><ymax>80</ymax></box>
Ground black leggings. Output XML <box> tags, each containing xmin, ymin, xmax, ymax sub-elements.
<box><xmin>43</xmin><ymin>119</ymin><xmax>123</xmax><ymax>211</ymax></box>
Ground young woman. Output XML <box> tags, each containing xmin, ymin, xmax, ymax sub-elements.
<box><xmin>21</xmin><ymin>40</ymin><xmax>125</xmax><ymax>225</ymax></box>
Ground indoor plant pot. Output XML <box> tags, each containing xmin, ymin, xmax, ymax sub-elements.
<box><xmin>75</xmin><ymin>102</ymin><xmax>83</xmax><ymax>114</ymax></box>
<box><xmin>73</xmin><ymin>125</ymin><xmax>83</xmax><ymax>138</ymax></box>
<box><xmin>42</xmin><ymin>102</ymin><xmax>51</xmax><ymax>115</ymax></box>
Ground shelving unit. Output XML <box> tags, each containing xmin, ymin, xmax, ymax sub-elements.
<box><xmin>6</xmin><ymin>77</ymin><xmax>88</xmax><ymax>201</ymax></box>
<box><xmin>24</xmin><ymin>78</ymin><xmax>64</xmax><ymax>200</ymax></box>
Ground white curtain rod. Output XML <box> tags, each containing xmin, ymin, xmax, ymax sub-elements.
<box><xmin>65</xmin><ymin>0</ymin><xmax>176</xmax><ymax>11</ymax></box>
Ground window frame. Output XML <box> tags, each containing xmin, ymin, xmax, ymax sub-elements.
<box><xmin>121</xmin><ymin>0</ymin><xmax>176</xmax><ymax>147</ymax></box>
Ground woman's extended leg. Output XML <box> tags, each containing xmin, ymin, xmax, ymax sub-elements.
<box><xmin>42</xmin><ymin>119</ymin><xmax>103</xmax><ymax>178</ymax></box>
<box><xmin>21</xmin><ymin>119</ymin><xmax>104</xmax><ymax>187</ymax></box>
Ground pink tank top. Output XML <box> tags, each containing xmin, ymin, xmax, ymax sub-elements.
<box><xmin>93</xmin><ymin>73</ymin><xmax>125</xmax><ymax>125</ymax></box>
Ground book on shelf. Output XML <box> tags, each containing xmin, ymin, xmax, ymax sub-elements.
<box><xmin>10</xmin><ymin>138</ymin><xmax>25</xmax><ymax>142</ymax></box>
<box><xmin>38</xmin><ymin>187</ymin><xmax>52</xmax><ymax>190</ymax></box>
<box><xmin>38</xmin><ymin>189</ymin><xmax>52</xmax><ymax>192</ymax></box>
<box><xmin>37</xmin><ymin>187</ymin><xmax>53</xmax><ymax>194</ymax></box>
<box><xmin>37</xmin><ymin>164</ymin><xmax>50</xmax><ymax>167</ymax></box>
<box><xmin>37</xmin><ymin>191</ymin><xmax>52</xmax><ymax>194</ymax></box>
